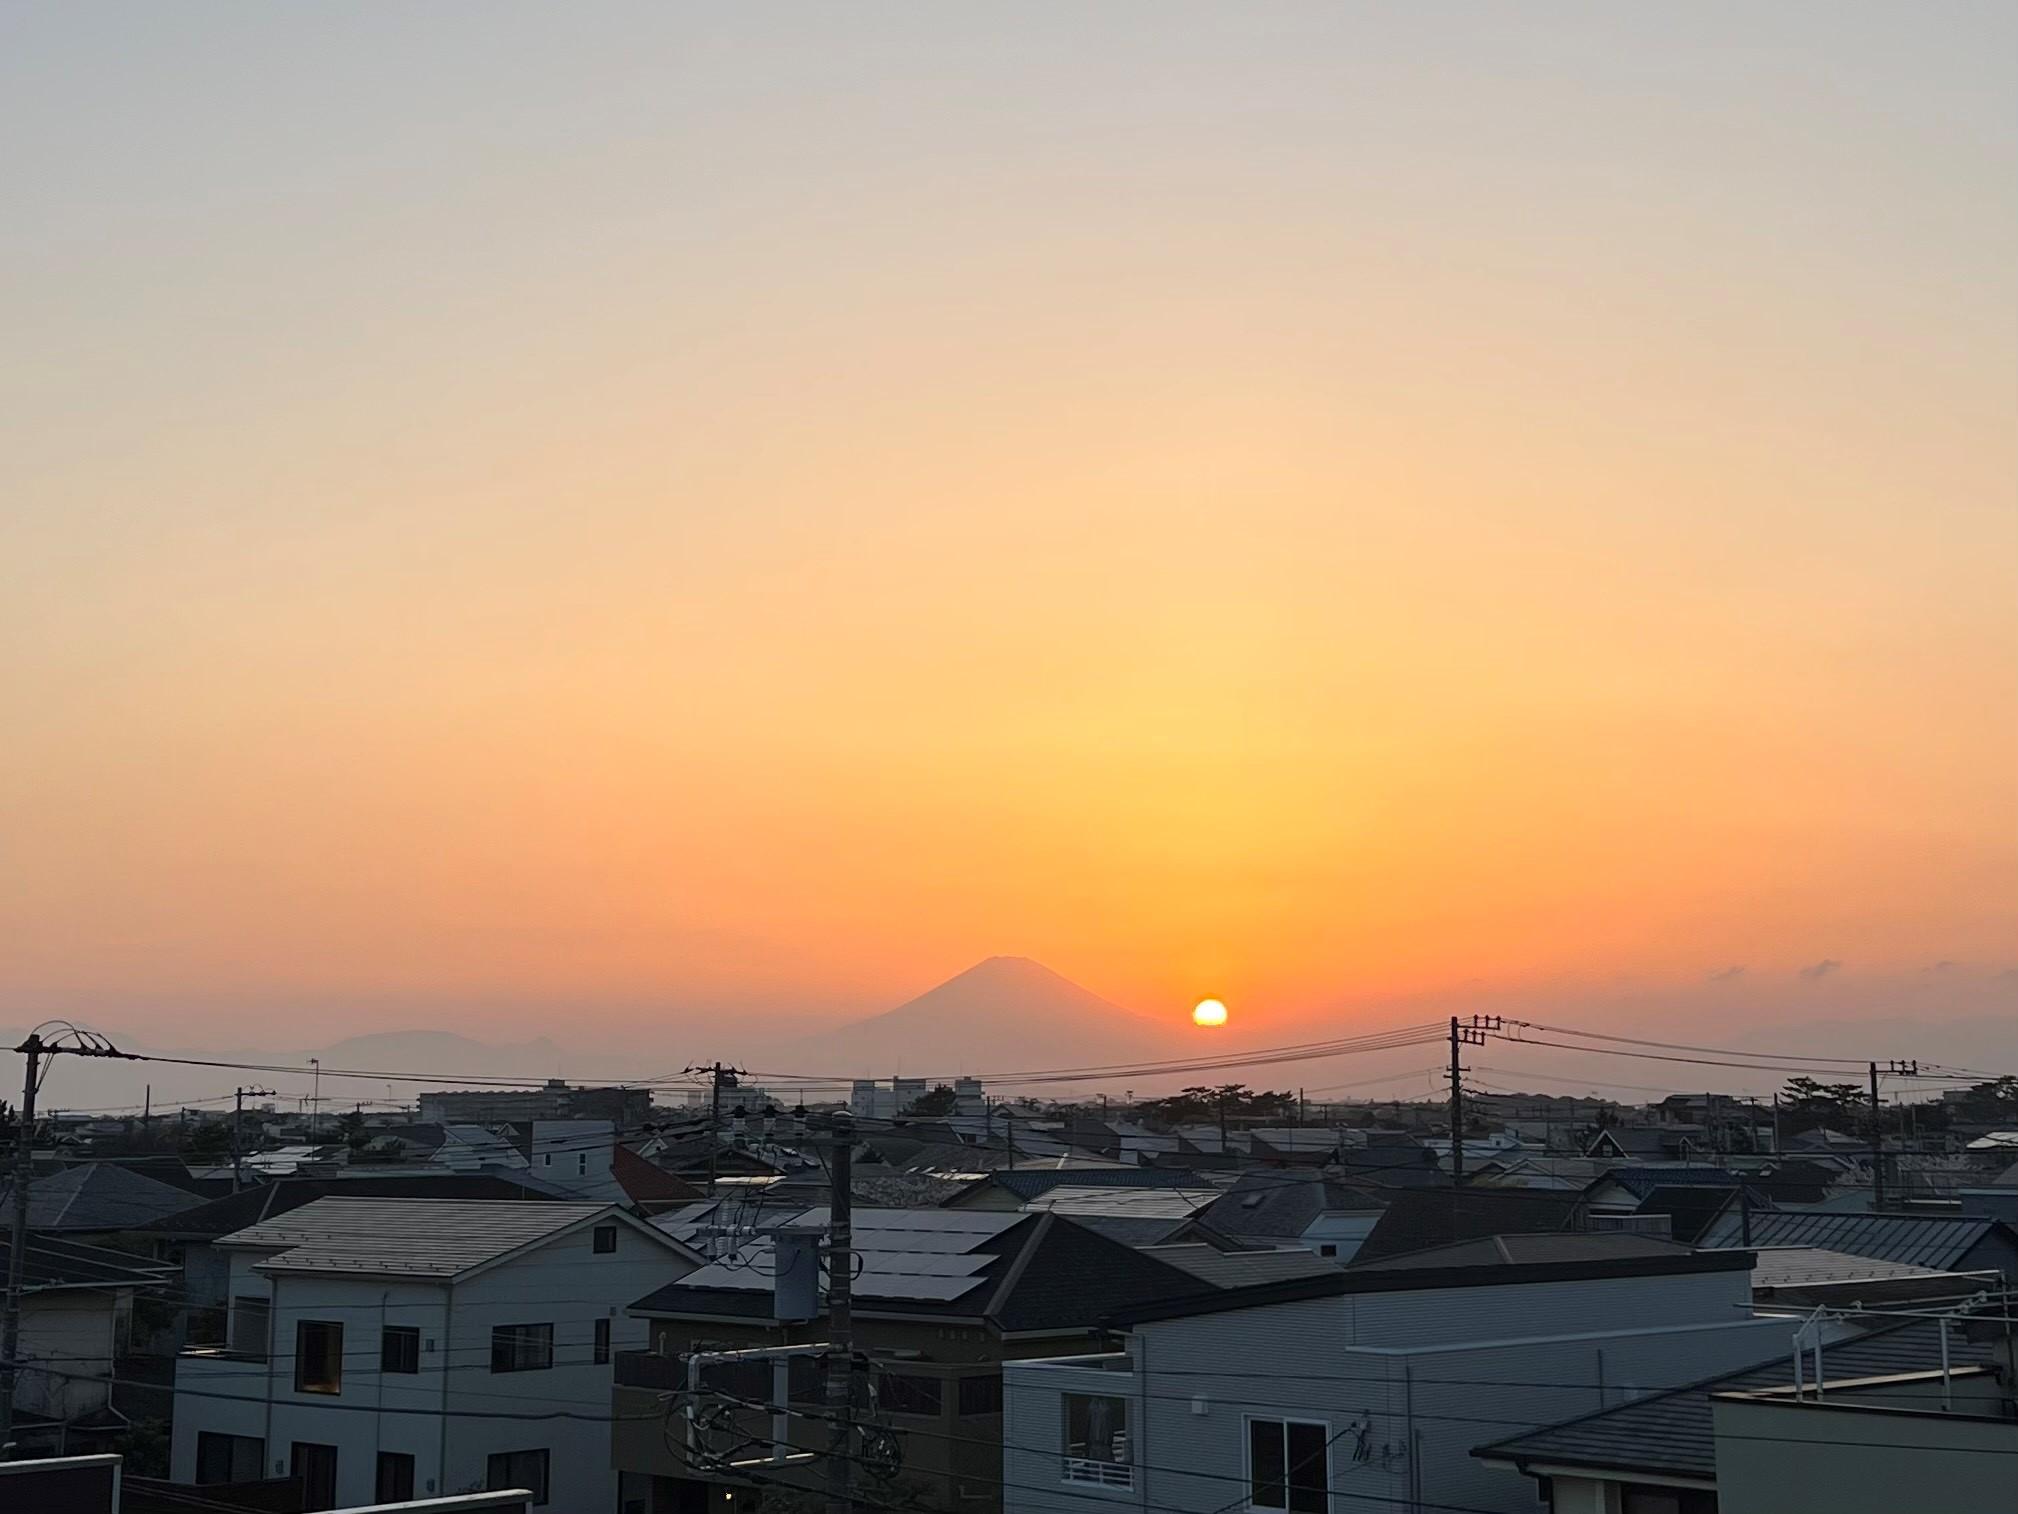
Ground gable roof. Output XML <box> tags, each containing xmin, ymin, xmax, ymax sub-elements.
<box><xmin>1349</xmin><ymin>1186</ymin><xmax>1583</xmax><ymax>1264</ymax></box>
<box><xmin>630</xmin><ymin>1208</ymin><xmax>1208</xmax><ymax>1333</ymax></box>
<box><xmin>0</xmin><ymin>1163</ymin><xmax>206</xmax><ymax>1231</ymax></box>
<box><xmin>1587</xmin><ymin>1166</ymin><xmax>1740</xmax><ymax>1200</ymax></box>
<box><xmin>612</xmin><ymin>1145</ymin><xmax>703</xmax><ymax>1205</ymax></box>
<box><xmin>131</xmin><ymin>1173</ymin><xmax>566</xmax><ymax>1239</ymax></box>
<box><xmin>227</xmin><ymin>1197</ymin><xmax>693</xmax><ymax>1279</ymax></box>
<box><xmin>1199</xmin><ymin>1173</ymin><xmax>1384</xmax><ymax>1241</ymax></box>
<box><xmin>1475</xmin><ymin>1320</ymin><xmax>1994</xmax><ymax>1481</ymax></box>
<box><xmin>1141</xmin><ymin>1244</ymin><xmax>1342</xmax><ymax>1288</ymax></box>
<box><xmin>1696</xmin><ymin>1209</ymin><xmax>2016</xmax><ymax>1272</ymax></box>
<box><xmin>1628</xmin><ymin>1185</ymin><xmax>1743</xmax><ymax>1244</ymax></box>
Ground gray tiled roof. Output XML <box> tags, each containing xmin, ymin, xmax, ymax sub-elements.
<box><xmin>1697</xmin><ymin>1209</ymin><xmax>2007</xmax><ymax>1270</ymax></box>
<box><xmin>1140</xmin><ymin>1244</ymin><xmax>1341</xmax><ymax>1288</ymax></box>
<box><xmin>225</xmin><ymin>1197</ymin><xmax>623</xmax><ymax>1277</ymax></box>
<box><xmin>1475</xmin><ymin>1320</ymin><xmax>1994</xmax><ymax>1479</ymax></box>
<box><xmin>0</xmin><ymin>1163</ymin><xmax>205</xmax><ymax>1232</ymax></box>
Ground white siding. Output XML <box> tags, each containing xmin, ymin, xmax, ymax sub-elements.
<box><xmin>1007</xmin><ymin>1268</ymin><xmax>1793</xmax><ymax>1514</ymax></box>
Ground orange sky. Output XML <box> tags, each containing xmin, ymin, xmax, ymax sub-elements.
<box><xmin>2</xmin><ymin>5</ymin><xmax>2013</xmax><ymax>1047</ymax></box>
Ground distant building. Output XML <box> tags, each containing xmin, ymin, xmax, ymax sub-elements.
<box><xmin>417</xmin><ymin>1080</ymin><xmax>649</xmax><ymax>1128</ymax></box>
<box><xmin>847</xmin><ymin>1076</ymin><xmax>934</xmax><ymax>1118</ymax></box>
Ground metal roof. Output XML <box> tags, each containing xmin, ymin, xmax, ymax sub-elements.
<box><xmin>1744</xmin><ymin>1246</ymin><xmax>1948</xmax><ymax>1288</ymax></box>
<box><xmin>1351</xmin><ymin>1233</ymin><xmax>1690</xmax><ymax>1272</ymax></box>
<box><xmin>1476</xmin><ymin>1320</ymin><xmax>1995</xmax><ymax>1480</ymax></box>
<box><xmin>1697</xmin><ymin>1209</ymin><xmax>2007</xmax><ymax>1271</ymax></box>
<box><xmin>226</xmin><ymin>1197</ymin><xmax>630</xmax><ymax>1278</ymax></box>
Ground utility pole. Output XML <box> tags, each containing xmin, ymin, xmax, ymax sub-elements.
<box><xmin>824</xmin><ymin>1109</ymin><xmax>855</xmax><ymax>1514</ymax></box>
<box><xmin>685</xmin><ymin>1063</ymin><xmax>745</xmax><ymax>1198</ymax></box>
<box><xmin>5</xmin><ymin>1026</ymin><xmax>130</xmax><ymax>1457</ymax></box>
<box><xmin>232</xmin><ymin>1087</ymin><xmax>275</xmax><ymax>1192</ymax></box>
<box><xmin>308</xmin><ymin>1057</ymin><xmax>321</xmax><ymax>1142</ymax></box>
<box><xmin>1870</xmin><ymin>1060</ymin><xmax>1918</xmax><ymax>1213</ymax></box>
<box><xmin>1447</xmin><ymin>1016</ymin><xmax>1499</xmax><ymax>1188</ymax></box>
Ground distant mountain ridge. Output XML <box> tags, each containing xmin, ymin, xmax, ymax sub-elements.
<box><xmin>784</xmin><ymin>955</ymin><xmax>1184</xmax><ymax>1077</ymax></box>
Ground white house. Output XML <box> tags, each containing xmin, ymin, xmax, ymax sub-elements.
<box><xmin>1003</xmin><ymin>1235</ymin><xmax>1802</xmax><ymax>1514</ymax></box>
<box><xmin>170</xmin><ymin>1196</ymin><xmax>699</xmax><ymax>1511</ymax></box>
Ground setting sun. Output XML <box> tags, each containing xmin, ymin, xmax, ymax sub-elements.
<box><xmin>1191</xmin><ymin>998</ymin><xmax>1228</xmax><ymax>1028</ymax></box>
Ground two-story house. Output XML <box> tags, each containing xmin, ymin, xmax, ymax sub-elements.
<box><xmin>170</xmin><ymin>1196</ymin><xmax>699</xmax><ymax>1510</ymax></box>
<box><xmin>1003</xmin><ymin>1234</ymin><xmax>1803</xmax><ymax>1514</ymax></box>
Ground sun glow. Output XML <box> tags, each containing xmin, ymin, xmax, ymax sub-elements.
<box><xmin>1191</xmin><ymin>998</ymin><xmax>1228</xmax><ymax>1027</ymax></box>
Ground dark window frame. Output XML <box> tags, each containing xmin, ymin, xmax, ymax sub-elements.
<box><xmin>593</xmin><ymin>1224</ymin><xmax>619</xmax><ymax>1254</ymax></box>
<box><xmin>487</xmin><ymin>1447</ymin><xmax>552</xmax><ymax>1507</ymax></box>
<box><xmin>381</xmin><ymin>1324</ymin><xmax>421</xmax><ymax>1374</ymax></box>
<box><xmin>375</xmin><ymin>1450</ymin><xmax>417</xmax><ymax>1503</ymax></box>
<box><xmin>1246</xmin><ymin>1416</ymin><xmax>1329</xmax><ymax>1514</ymax></box>
<box><xmin>490</xmin><ymin>1322</ymin><xmax>555</xmax><ymax>1374</ymax></box>
<box><xmin>293</xmin><ymin>1320</ymin><xmax>343</xmax><ymax>1395</ymax></box>
<box><xmin>877</xmin><ymin>1370</ymin><xmax>943</xmax><ymax>1417</ymax></box>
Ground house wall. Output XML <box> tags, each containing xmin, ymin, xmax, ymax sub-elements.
<box><xmin>1005</xmin><ymin>1270</ymin><xmax>1791</xmax><ymax>1514</ymax></box>
<box><xmin>172</xmin><ymin>1214</ymin><xmax>692</xmax><ymax>1510</ymax></box>
<box><xmin>1296</xmin><ymin>1214</ymin><xmax>1379</xmax><ymax>1262</ymax></box>
<box><xmin>1711</xmin><ymin>1391</ymin><xmax>2018</xmax><ymax>1514</ymax></box>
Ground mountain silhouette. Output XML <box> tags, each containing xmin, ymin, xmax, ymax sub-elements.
<box><xmin>786</xmin><ymin>956</ymin><xmax>1181</xmax><ymax>1078</ymax></box>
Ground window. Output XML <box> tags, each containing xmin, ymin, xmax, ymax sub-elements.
<box><xmin>877</xmin><ymin>1371</ymin><xmax>943</xmax><ymax>1416</ymax></box>
<box><xmin>491</xmin><ymin>1322</ymin><xmax>555</xmax><ymax>1373</ymax></box>
<box><xmin>375</xmin><ymin>1451</ymin><xmax>416</xmax><ymax>1503</ymax></box>
<box><xmin>381</xmin><ymin>1325</ymin><xmax>420</xmax><ymax>1374</ymax></box>
<box><xmin>229</xmin><ymin>1296</ymin><xmax>269</xmax><ymax>1360</ymax></box>
<box><xmin>1317</xmin><ymin>1244</ymin><xmax>1338</xmax><ymax>1258</ymax></box>
<box><xmin>487</xmin><ymin>1448</ymin><xmax>551</xmax><ymax>1507</ymax></box>
<box><xmin>1062</xmin><ymin>1393</ymin><xmax>1130</xmax><ymax>1489</ymax></box>
<box><xmin>291</xmin><ymin>1443</ymin><xmax>339</xmax><ymax>1512</ymax></box>
<box><xmin>195</xmin><ymin>1432</ymin><xmax>262</xmax><ymax>1484</ymax></box>
<box><xmin>577</xmin><ymin>1152</ymin><xmax>588</xmax><ymax>1176</ymax></box>
<box><xmin>1248</xmin><ymin>1418</ymin><xmax>1328</xmax><ymax>1514</ymax></box>
<box><xmin>294</xmin><ymin>1321</ymin><xmax>342</xmax><ymax>1395</ymax></box>
<box><xmin>593</xmin><ymin>1224</ymin><xmax>618</xmax><ymax>1254</ymax></box>
<box><xmin>958</xmin><ymin>1374</ymin><xmax>1003</xmax><ymax>1416</ymax></box>
<box><xmin>594</xmin><ymin>1317</ymin><xmax>611</xmax><ymax>1366</ymax></box>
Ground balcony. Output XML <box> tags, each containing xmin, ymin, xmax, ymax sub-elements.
<box><xmin>614</xmin><ymin>1350</ymin><xmax>687</xmax><ymax>1392</ymax></box>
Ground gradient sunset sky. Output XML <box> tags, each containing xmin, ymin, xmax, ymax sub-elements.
<box><xmin>3</xmin><ymin>4</ymin><xmax>2013</xmax><ymax>1049</ymax></box>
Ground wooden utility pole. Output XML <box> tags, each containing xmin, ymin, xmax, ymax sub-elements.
<box><xmin>685</xmin><ymin>1062</ymin><xmax>744</xmax><ymax>1198</ymax></box>
<box><xmin>1448</xmin><ymin>1018</ymin><xmax>1465</xmax><ymax>1186</ymax></box>
<box><xmin>4</xmin><ymin>1027</ymin><xmax>129</xmax><ymax>1457</ymax></box>
<box><xmin>2</xmin><ymin>1035</ymin><xmax>44</xmax><ymax>1457</ymax></box>
<box><xmin>232</xmin><ymin>1087</ymin><xmax>275</xmax><ymax>1192</ymax></box>
<box><xmin>825</xmin><ymin>1110</ymin><xmax>855</xmax><ymax>1514</ymax></box>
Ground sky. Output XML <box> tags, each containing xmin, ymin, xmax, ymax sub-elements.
<box><xmin>2</xmin><ymin>3</ymin><xmax>2014</xmax><ymax>1054</ymax></box>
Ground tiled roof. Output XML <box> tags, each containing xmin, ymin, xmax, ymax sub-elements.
<box><xmin>0</xmin><ymin>1163</ymin><xmax>206</xmax><ymax>1231</ymax></box>
<box><xmin>1349</xmin><ymin>1186</ymin><xmax>1583</xmax><ymax>1263</ymax></box>
<box><xmin>1021</xmin><ymin>1185</ymin><xmax>1219</xmax><ymax>1220</ymax></box>
<box><xmin>1475</xmin><ymin>1320</ymin><xmax>1995</xmax><ymax>1479</ymax></box>
<box><xmin>1696</xmin><ymin>1209</ymin><xmax>2013</xmax><ymax>1271</ymax></box>
<box><xmin>227</xmin><ymin>1197</ymin><xmax>631</xmax><ymax>1277</ymax></box>
<box><xmin>1141</xmin><ymin>1244</ymin><xmax>1341</xmax><ymax>1288</ymax></box>
<box><xmin>133</xmin><ymin>1173</ymin><xmax>566</xmax><ymax>1238</ymax></box>
<box><xmin>1201</xmin><ymin>1173</ymin><xmax>1383</xmax><ymax>1241</ymax></box>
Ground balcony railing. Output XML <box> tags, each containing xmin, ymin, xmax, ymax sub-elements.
<box><xmin>1063</xmin><ymin>1458</ymin><xmax>1133</xmax><ymax>1490</ymax></box>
